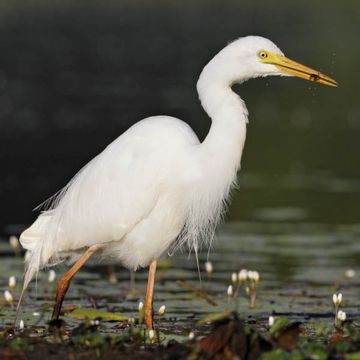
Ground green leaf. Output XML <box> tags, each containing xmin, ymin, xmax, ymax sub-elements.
<box><xmin>261</xmin><ymin>348</ymin><xmax>290</xmax><ymax>360</ymax></box>
<box><xmin>345</xmin><ymin>353</ymin><xmax>360</xmax><ymax>360</ymax></box>
<box><xmin>269</xmin><ymin>317</ymin><xmax>291</xmax><ymax>337</ymax></box>
<box><xmin>196</xmin><ymin>311</ymin><xmax>231</xmax><ymax>326</ymax></box>
<box><xmin>301</xmin><ymin>342</ymin><xmax>327</xmax><ymax>360</ymax></box>
<box><xmin>157</xmin><ymin>259</ymin><xmax>174</xmax><ymax>268</ymax></box>
<box><xmin>67</xmin><ymin>307</ymin><xmax>128</xmax><ymax>321</ymax></box>
<box><xmin>9</xmin><ymin>337</ymin><xmax>34</xmax><ymax>352</ymax></box>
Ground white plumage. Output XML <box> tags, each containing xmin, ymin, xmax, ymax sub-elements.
<box><xmin>19</xmin><ymin>36</ymin><xmax>336</xmax><ymax>301</ymax></box>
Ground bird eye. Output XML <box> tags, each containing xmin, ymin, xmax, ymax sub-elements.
<box><xmin>258</xmin><ymin>51</ymin><xmax>268</xmax><ymax>59</ymax></box>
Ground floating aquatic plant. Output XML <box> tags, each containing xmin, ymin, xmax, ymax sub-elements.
<box><xmin>268</xmin><ymin>316</ymin><xmax>275</xmax><ymax>327</ymax></box>
<box><xmin>47</xmin><ymin>269</ymin><xmax>56</xmax><ymax>283</ymax></box>
<box><xmin>158</xmin><ymin>305</ymin><xmax>166</xmax><ymax>316</ymax></box>
<box><xmin>8</xmin><ymin>276</ymin><xmax>16</xmax><ymax>290</ymax></box>
<box><xmin>333</xmin><ymin>292</ymin><xmax>343</xmax><ymax>326</ymax></box>
<box><xmin>4</xmin><ymin>290</ymin><xmax>13</xmax><ymax>307</ymax></box>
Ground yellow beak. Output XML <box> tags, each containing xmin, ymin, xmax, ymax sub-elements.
<box><xmin>265</xmin><ymin>52</ymin><xmax>337</xmax><ymax>87</ymax></box>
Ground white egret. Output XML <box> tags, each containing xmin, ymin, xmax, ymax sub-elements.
<box><xmin>18</xmin><ymin>36</ymin><xmax>336</xmax><ymax>329</ymax></box>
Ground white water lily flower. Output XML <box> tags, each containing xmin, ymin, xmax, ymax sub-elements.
<box><xmin>248</xmin><ymin>270</ymin><xmax>260</xmax><ymax>283</ymax></box>
<box><xmin>268</xmin><ymin>316</ymin><xmax>275</xmax><ymax>327</ymax></box>
<box><xmin>4</xmin><ymin>290</ymin><xmax>13</xmax><ymax>304</ymax></box>
<box><xmin>9</xmin><ymin>276</ymin><xmax>16</xmax><ymax>290</ymax></box>
<box><xmin>138</xmin><ymin>301</ymin><xmax>144</xmax><ymax>311</ymax></box>
<box><xmin>345</xmin><ymin>269</ymin><xmax>355</xmax><ymax>279</ymax></box>
<box><xmin>158</xmin><ymin>305</ymin><xmax>166</xmax><ymax>315</ymax></box>
<box><xmin>149</xmin><ymin>329</ymin><xmax>155</xmax><ymax>340</ymax></box>
<box><xmin>48</xmin><ymin>270</ymin><xmax>56</xmax><ymax>283</ymax></box>
<box><xmin>188</xmin><ymin>332</ymin><xmax>195</xmax><ymax>340</ymax></box>
<box><xmin>227</xmin><ymin>285</ymin><xmax>233</xmax><ymax>297</ymax></box>
<box><xmin>19</xmin><ymin>320</ymin><xmax>25</xmax><ymax>330</ymax></box>
<box><xmin>238</xmin><ymin>269</ymin><xmax>248</xmax><ymax>282</ymax></box>
<box><xmin>231</xmin><ymin>272</ymin><xmax>237</xmax><ymax>284</ymax></box>
<box><xmin>252</xmin><ymin>271</ymin><xmax>260</xmax><ymax>283</ymax></box>
<box><xmin>333</xmin><ymin>293</ymin><xmax>342</xmax><ymax>306</ymax></box>
<box><xmin>247</xmin><ymin>271</ymin><xmax>255</xmax><ymax>281</ymax></box>
<box><xmin>337</xmin><ymin>310</ymin><xmax>346</xmax><ymax>322</ymax></box>
<box><xmin>9</xmin><ymin>235</ymin><xmax>19</xmax><ymax>249</ymax></box>
<box><xmin>205</xmin><ymin>261</ymin><xmax>213</xmax><ymax>274</ymax></box>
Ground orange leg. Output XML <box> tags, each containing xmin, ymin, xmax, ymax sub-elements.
<box><xmin>51</xmin><ymin>244</ymin><xmax>101</xmax><ymax>322</ymax></box>
<box><xmin>144</xmin><ymin>260</ymin><xmax>157</xmax><ymax>329</ymax></box>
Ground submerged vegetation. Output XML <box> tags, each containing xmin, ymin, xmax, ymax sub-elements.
<box><xmin>1</xmin><ymin>221</ymin><xmax>360</xmax><ymax>359</ymax></box>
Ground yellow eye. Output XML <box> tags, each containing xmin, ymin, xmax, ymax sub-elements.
<box><xmin>258</xmin><ymin>51</ymin><xmax>268</xmax><ymax>59</ymax></box>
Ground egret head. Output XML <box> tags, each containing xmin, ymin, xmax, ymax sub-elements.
<box><xmin>202</xmin><ymin>36</ymin><xmax>337</xmax><ymax>87</ymax></box>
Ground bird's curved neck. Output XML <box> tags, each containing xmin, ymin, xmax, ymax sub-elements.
<box><xmin>197</xmin><ymin>65</ymin><xmax>248</xmax><ymax>174</ymax></box>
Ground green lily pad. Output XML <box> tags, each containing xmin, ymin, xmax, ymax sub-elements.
<box><xmin>67</xmin><ymin>307</ymin><xmax>128</xmax><ymax>321</ymax></box>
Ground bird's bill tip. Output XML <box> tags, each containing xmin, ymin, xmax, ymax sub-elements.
<box><xmin>267</xmin><ymin>52</ymin><xmax>338</xmax><ymax>87</ymax></box>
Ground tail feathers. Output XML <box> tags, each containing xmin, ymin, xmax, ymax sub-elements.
<box><xmin>16</xmin><ymin>247</ymin><xmax>43</xmax><ymax>324</ymax></box>
<box><xmin>16</xmin><ymin>212</ymin><xmax>54</xmax><ymax>324</ymax></box>
<box><xmin>16</xmin><ymin>251</ymin><xmax>40</xmax><ymax>321</ymax></box>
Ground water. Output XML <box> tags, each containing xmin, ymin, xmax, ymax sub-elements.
<box><xmin>1</xmin><ymin>221</ymin><xmax>360</xmax><ymax>339</ymax></box>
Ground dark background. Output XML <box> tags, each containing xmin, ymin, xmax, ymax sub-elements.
<box><xmin>0</xmin><ymin>0</ymin><xmax>359</xmax><ymax>235</ymax></box>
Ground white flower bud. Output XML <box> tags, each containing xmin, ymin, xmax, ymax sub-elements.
<box><xmin>268</xmin><ymin>316</ymin><xmax>275</xmax><ymax>327</ymax></box>
<box><xmin>32</xmin><ymin>312</ymin><xmax>40</xmax><ymax>316</ymax></box>
<box><xmin>248</xmin><ymin>270</ymin><xmax>260</xmax><ymax>282</ymax></box>
<box><xmin>158</xmin><ymin>305</ymin><xmax>166</xmax><ymax>315</ymax></box>
<box><xmin>333</xmin><ymin>293</ymin><xmax>342</xmax><ymax>306</ymax></box>
<box><xmin>227</xmin><ymin>285</ymin><xmax>233</xmax><ymax>297</ymax></box>
<box><xmin>149</xmin><ymin>329</ymin><xmax>155</xmax><ymax>340</ymax></box>
<box><xmin>9</xmin><ymin>236</ymin><xmax>19</xmax><ymax>249</ymax></box>
<box><xmin>333</xmin><ymin>293</ymin><xmax>337</xmax><ymax>305</ymax></box>
<box><xmin>19</xmin><ymin>319</ymin><xmax>25</xmax><ymax>330</ymax></box>
<box><xmin>188</xmin><ymin>331</ymin><xmax>195</xmax><ymax>340</ymax></box>
<box><xmin>138</xmin><ymin>301</ymin><xmax>144</xmax><ymax>311</ymax></box>
<box><xmin>48</xmin><ymin>270</ymin><xmax>56</xmax><ymax>283</ymax></box>
<box><xmin>252</xmin><ymin>271</ymin><xmax>260</xmax><ymax>283</ymax></box>
<box><xmin>9</xmin><ymin>276</ymin><xmax>16</xmax><ymax>290</ymax></box>
<box><xmin>238</xmin><ymin>269</ymin><xmax>248</xmax><ymax>282</ymax></box>
<box><xmin>4</xmin><ymin>290</ymin><xmax>13</xmax><ymax>304</ymax></box>
<box><xmin>345</xmin><ymin>269</ymin><xmax>355</xmax><ymax>279</ymax></box>
<box><xmin>337</xmin><ymin>310</ymin><xmax>346</xmax><ymax>322</ymax></box>
<box><xmin>205</xmin><ymin>261</ymin><xmax>213</xmax><ymax>274</ymax></box>
<box><xmin>231</xmin><ymin>272</ymin><xmax>237</xmax><ymax>284</ymax></box>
